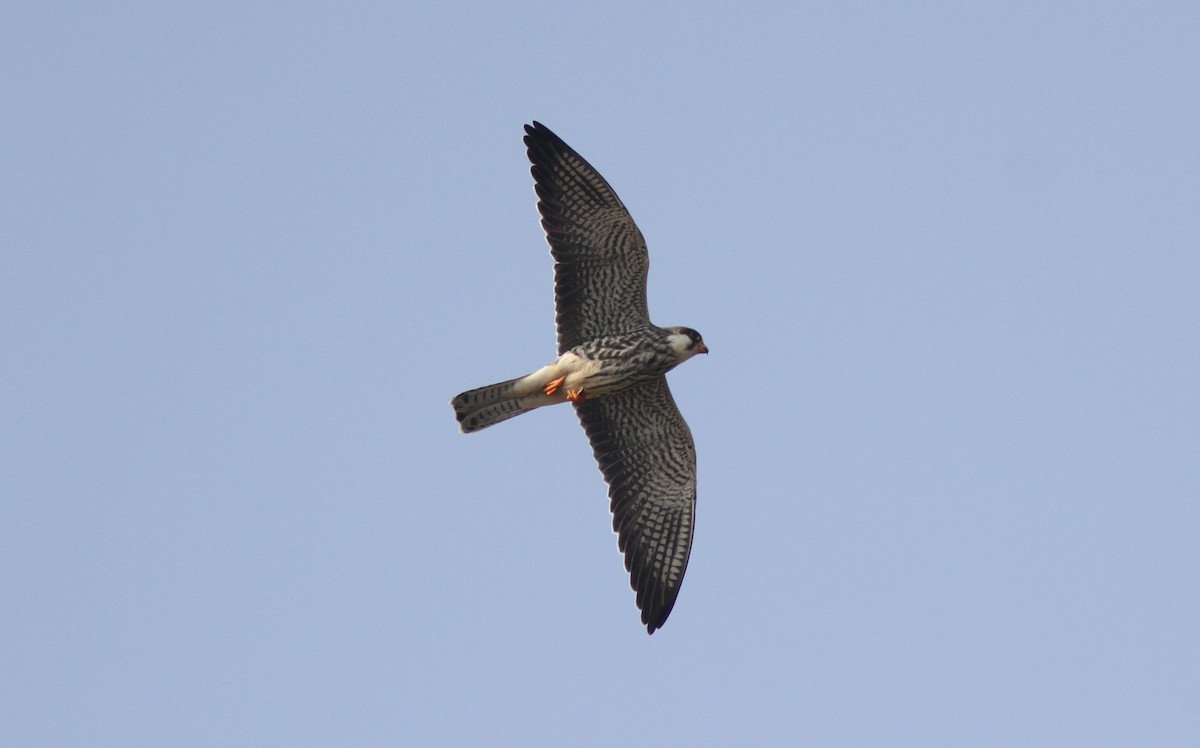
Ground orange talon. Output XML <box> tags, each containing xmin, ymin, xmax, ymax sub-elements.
<box><xmin>543</xmin><ymin>375</ymin><xmax>566</xmax><ymax>396</ymax></box>
<box><xmin>566</xmin><ymin>388</ymin><xmax>585</xmax><ymax>402</ymax></box>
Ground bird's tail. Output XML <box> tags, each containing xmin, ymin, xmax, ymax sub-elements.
<box><xmin>451</xmin><ymin>373</ymin><xmax>554</xmax><ymax>433</ymax></box>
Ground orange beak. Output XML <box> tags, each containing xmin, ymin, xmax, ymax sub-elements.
<box><xmin>696</xmin><ymin>341</ymin><xmax>709</xmax><ymax>354</ymax></box>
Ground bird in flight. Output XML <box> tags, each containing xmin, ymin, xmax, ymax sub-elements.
<box><xmin>452</xmin><ymin>122</ymin><xmax>708</xmax><ymax>634</ymax></box>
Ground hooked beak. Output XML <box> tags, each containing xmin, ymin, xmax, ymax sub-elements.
<box><xmin>696</xmin><ymin>341</ymin><xmax>709</xmax><ymax>354</ymax></box>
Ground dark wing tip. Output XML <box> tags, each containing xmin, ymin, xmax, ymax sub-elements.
<box><xmin>524</xmin><ymin>120</ymin><xmax>551</xmax><ymax>138</ymax></box>
<box><xmin>644</xmin><ymin>603</ymin><xmax>675</xmax><ymax>634</ymax></box>
<box><xmin>639</xmin><ymin>574</ymin><xmax>681</xmax><ymax>634</ymax></box>
<box><xmin>523</xmin><ymin>121</ymin><xmax>576</xmax><ymax>173</ymax></box>
<box><xmin>523</xmin><ymin>120</ymin><xmax>560</xmax><ymax>152</ymax></box>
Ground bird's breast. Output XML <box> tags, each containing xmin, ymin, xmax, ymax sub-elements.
<box><xmin>554</xmin><ymin>337</ymin><xmax>678</xmax><ymax>396</ymax></box>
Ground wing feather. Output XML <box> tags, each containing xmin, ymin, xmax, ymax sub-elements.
<box><xmin>573</xmin><ymin>378</ymin><xmax>696</xmax><ymax>633</ymax></box>
<box><xmin>524</xmin><ymin>122</ymin><xmax>651</xmax><ymax>354</ymax></box>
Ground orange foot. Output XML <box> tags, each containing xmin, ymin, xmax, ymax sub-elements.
<box><xmin>543</xmin><ymin>375</ymin><xmax>566</xmax><ymax>396</ymax></box>
<box><xmin>566</xmin><ymin>388</ymin><xmax>586</xmax><ymax>402</ymax></box>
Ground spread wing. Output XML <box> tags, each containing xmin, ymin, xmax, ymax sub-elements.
<box><xmin>573</xmin><ymin>378</ymin><xmax>697</xmax><ymax>634</ymax></box>
<box><xmin>524</xmin><ymin>122</ymin><xmax>651</xmax><ymax>355</ymax></box>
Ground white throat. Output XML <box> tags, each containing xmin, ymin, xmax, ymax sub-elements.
<box><xmin>667</xmin><ymin>332</ymin><xmax>696</xmax><ymax>359</ymax></box>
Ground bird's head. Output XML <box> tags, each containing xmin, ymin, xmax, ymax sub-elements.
<box><xmin>665</xmin><ymin>326</ymin><xmax>709</xmax><ymax>359</ymax></box>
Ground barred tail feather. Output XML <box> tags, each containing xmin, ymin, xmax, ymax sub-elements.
<box><xmin>452</xmin><ymin>375</ymin><xmax>551</xmax><ymax>433</ymax></box>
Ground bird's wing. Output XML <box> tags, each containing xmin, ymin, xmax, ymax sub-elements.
<box><xmin>524</xmin><ymin>122</ymin><xmax>651</xmax><ymax>355</ymax></box>
<box><xmin>573</xmin><ymin>377</ymin><xmax>696</xmax><ymax>633</ymax></box>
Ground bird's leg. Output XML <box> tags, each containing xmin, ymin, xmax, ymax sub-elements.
<box><xmin>566</xmin><ymin>388</ymin><xmax>586</xmax><ymax>402</ymax></box>
<box><xmin>543</xmin><ymin>375</ymin><xmax>567</xmax><ymax>396</ymax></box>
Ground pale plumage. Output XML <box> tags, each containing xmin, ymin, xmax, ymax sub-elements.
<box><xmin>451</xmin><ymin>122</ymin><xmax>707</xmax><ymax>633</ymax></box>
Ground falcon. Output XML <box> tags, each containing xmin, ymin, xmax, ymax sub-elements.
<box><xmin>451</xmin><ymin>122</ymin><xmax>708</xmax><ymax>634</ymax></box>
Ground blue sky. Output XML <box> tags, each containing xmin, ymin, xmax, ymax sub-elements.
<box><xmin>4</xmin><ymin>2</ymin><xmax>1198</xmax><ymax>745</ymax></box>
